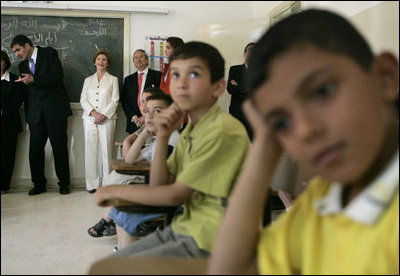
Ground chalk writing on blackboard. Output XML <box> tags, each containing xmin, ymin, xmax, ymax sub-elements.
<box><xmin>1</xmin><ymin>15</ymin><xmax>124</xmax><ymax>102</ymax></box>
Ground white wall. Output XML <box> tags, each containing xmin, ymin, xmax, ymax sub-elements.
<box><xmin>350</xmin><ymin>1</ymin><xmax>399</xmax><ymax>56</ymax></box>
<box><xmin>7</xmin><ymin>1</ymin><xmax>256</xmax><ymax>190</ymax></box>
<box><xmin>5</xmin><ymin>1</ymin><xmax>399</xmax><ymax>190</ymax></box>
<box><xmin>59</xmin><ymin>1</ymin><xmax>255</xmax><ymax>76</ymax></box>
<box><xmin>252</xmin><ymin>1</ymin><xmax>398</xmax><ymax>55</ymax></box>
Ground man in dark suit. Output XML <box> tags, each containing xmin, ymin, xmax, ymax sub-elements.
<box><xmin>121</xmin><ymin>49</ymin><xmax>161</xmax><ymax>134</ymax></box>
<box><xmin>11</xmin><ymin>34</ymin><xmax>72</xmax><ymax>195</ymax></box>
<box><xmin>227</xmin><ymin>42</ymin><xmax>254</xmax><ymax>140</ymax></box>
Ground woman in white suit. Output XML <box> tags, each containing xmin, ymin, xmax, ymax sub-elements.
<box><xmin>80</xmin><ymin>49</ymin><xmax>119</xmax><ymax>193</ymax></box>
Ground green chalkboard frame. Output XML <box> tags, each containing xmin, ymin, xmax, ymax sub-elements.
<box><xmin>1</xmin><ymin>7</ymin><xmax>130</xmax><ymax>103</ymax></box>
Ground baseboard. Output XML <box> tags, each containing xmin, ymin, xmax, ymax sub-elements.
<box><xmin>10</xmin><ymin>178</ymin><xmax>86</xmax><ymax>191</ymax></box>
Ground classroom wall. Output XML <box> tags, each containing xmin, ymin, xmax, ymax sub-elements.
<box><xmin>8</xmin><ymin>1</ymin><xmax>256</xmax><ymax>190</ymax></box>
<box><xmin>7</xmin><ymin>1</ymin><xmax>399</xmax><ymax>190</ymax></box>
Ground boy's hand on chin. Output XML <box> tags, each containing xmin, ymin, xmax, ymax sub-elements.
<box><xmin>156</xmin><ymin>103</ymin><xmax>185</xmax><ymax>138</ymax></box>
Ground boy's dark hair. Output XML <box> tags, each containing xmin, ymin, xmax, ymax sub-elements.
<box><xmin>146</xmin><ymin>92</ymin><xmax>173</xmax><ymax>107</ymax></box>
<box><xmin>246</xmin><ymin>9</ymin><xmax>374</xmax><ymax>97</ymax></box>
<box><xmin>167</xmin><ymin>37</ymin><xmax>184</xmax><ymax>49</ymax></box>
<box><xmin>169</xmin><ymin>41</ymin><xmax>225</xmax><ymax>84</ymax></box>
<box><xmin>10</xmin><ymin>34</ymin><xmax>33</xmax><ymax>48</ymax></box>
<box><xmin>93</xmin><ymin>48</ymin><xmax>112</xmax><ymax>65</ymax></box>
<box><xmin>244</xmin><ymin>42</ymin><xmax>254</xmax><ymax>53</ymax></box>
<box><xmin>1</xmin><ymin>50</ymin><xmax>11</xmax><ymax>71</ymax></box>
<box><xmin>143</xmin><ymin>87</ymin><xmax>164</xmax><ymax>95</ymax></box>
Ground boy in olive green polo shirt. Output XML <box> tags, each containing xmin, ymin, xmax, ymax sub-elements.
<box><xmin>94</xmin><ymin>41</ymin><xmax>250</xmax><ymax>257</ymax></box>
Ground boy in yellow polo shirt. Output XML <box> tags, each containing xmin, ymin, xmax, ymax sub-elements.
<box><xmin>94</xmin><ymin>41</ymin><xmax>250</xmax><ymax>257</ymax></box>
<box><xmin>209</xmin><ymin>9</ymin><xmax>399</xmax><ymax>274</ymax></box>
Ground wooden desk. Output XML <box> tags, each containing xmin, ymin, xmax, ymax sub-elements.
<box><xmin>88</xmin><ymin>257</ymin><xmax>209</xmax><ymax>275</ymax></box>
<box><xmin>111</xmin><ymin>159</ymin><xmax>151</xmax><ymax>183</ymax></box>
<box><xmin>105</xmin><ymin>198</ymin><xmax>178</xmax><ymax>214</ymax></box>
<box><xmin>104</xmin><ymin>198</ymin><xmax>179</xmax><ymax>227</ymax></box>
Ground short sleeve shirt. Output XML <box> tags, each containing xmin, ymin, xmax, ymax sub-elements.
<box><xmin>141</xmin><ymin>130</ymin><xmax>180</xmax><ymax>162</ymax></box>
<box><xmin>258</xmin><ymin>163</ymin><xmax>399</xmax><ymax>275</ymax></box>
<box><xmin>167</xmin><ymin>102</ymin><xmax>250</xmax><ymax>252</ymax></box>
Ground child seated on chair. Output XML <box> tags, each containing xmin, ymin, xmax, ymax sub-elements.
<box><xmin>209</xmin><ymin>9</ymin><xmax>399</xmax><ymax>275</ymax></box>
<box><xmin>108</xmin><ymin>92</ymin><xmax>180</xmax><ymax>249</ymax></box>
<box><xmin>93</xmin><ymin>41</ymin><xmax>250</xmax><ymax>258</ymax></box>
<box><xmin>87</xmin><ymin>88</ymin><xmax>173</xmax><ymax>238</ymax></box>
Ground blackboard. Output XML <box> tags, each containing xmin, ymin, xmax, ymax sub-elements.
<box><xmin>1</xmin><ymin>14</ymin><xmax>124</xmax><ymax>102</ymax></box>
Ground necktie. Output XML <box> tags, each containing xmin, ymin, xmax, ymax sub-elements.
<box><xmin>30</xmin><ymin>58</ymin><xmax>35</xmax><ymax>75</ymax></box>
<box><xmin>137</xmin><ymin>72</ymin><xmax>144</xmax><ymax>107</ymax></box>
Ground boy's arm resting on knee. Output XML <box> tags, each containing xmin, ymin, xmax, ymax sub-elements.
<box><xmin>94</xmin><ymin>181</ymin><xmax>193</xmax><ymax>207</ymax></box>
<box><xmin>208</xmin><ymin>100</ymin><xmax>282</xmax><ymax>274</ymax></box>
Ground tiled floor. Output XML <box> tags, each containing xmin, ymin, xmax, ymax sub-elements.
<box><xmin>1</xmin><ymin>189</ymin><xmax>116</xmax><ymax>275</ymax></box>
<box><xmin>1</xmin><ymin>189</ymin><xmax>288</xmax><ymax>275</ymax></box>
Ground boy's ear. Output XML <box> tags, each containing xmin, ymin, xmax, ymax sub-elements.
<box><xmin>373</xmin><ymin>52</ymin><xmax>399</xmax><ymax>102</ymax></box>
<box><xmin>212</xmin><ymin>78</ymin><xmax>227</xmax><ymax>98</ymax></box>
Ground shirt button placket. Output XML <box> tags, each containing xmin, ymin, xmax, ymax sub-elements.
<box><xmin>95</xmin><ymin>83</ymin><xmax>100</xmax><ymax>109</ymax></box>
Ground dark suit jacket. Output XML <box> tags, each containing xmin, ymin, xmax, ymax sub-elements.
<box><xmin>18</xmin><ymin>46</ymin><xmax>72</xmax><ymax>124</ymax></box>
<box><xmin>1</xmin><ymin>72</ymin><xmax>25</xmax><ymax>134</ymax></box>
<box><xmin>227</xmin><ymin>64</ymin><xmax>253</xmax><ymax>140</ymax></box>
<box><xmin>227</xmin><ymin>64</ymin><xmax>247</xmax><ymax>118</ymax></box>
<box><xmin>121</xmin><ymin>68</ymin><xmax>161</xmax><ymax>133</ymax></box>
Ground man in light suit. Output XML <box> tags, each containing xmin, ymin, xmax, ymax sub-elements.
<box><xmin>227</xmin><ymin>42</ymin><xmax>254</xmax><ymax>140</ymax></box>
<box><xmin>11</xmin><ymin>34</ymin><xmax>72</xmax><ymax>195</ymax></box>
<box><xmin>121</xmin><ymin>49</ymin><xmax>161</xmax><ymax>134</ymax></box>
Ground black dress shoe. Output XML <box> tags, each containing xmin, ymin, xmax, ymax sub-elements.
<box><xmin>59</xmin><ymin>187</ymin><xmax>70</xmax><ymax>195</ymax></box>
<box><xmin>88</xmin><ymin>189</ymin><xmax>97</xmax><ymax>194</ymax></box>
<box><xmin>28</xmin><ymin>186</ymin><xmax>47</xmax><ymax>196</ymax></box>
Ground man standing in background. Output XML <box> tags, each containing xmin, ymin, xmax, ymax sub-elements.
<box><xmin>227</xmin><ymin>42</ymin><xmax>254</xmax><ymax>140</ymax></box>
<box><xmin>120</xmin><ymin>49</ymin><xmax>161</xmax><ymax>134</ymax></box>
<box><xmin>11</xmin><ymin>34</ymin><xmax>72</xmax><ymax>195</ymax></box>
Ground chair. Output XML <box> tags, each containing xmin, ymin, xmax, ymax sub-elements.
<box><xmin>110</xmin><ymin>159</ymin><xmax>179</xmax><ymax>237</ymax></box>
<box><xmin>270</xmin><ymin>153</ymin><xmax>311</xmax><ymax>211</ymax></box>
<box><xmin>105</xmin><ymin>198</ymin><xmax>180</xmax><ymax>237</ymax></box>
<box><xmin>115</xmin><ymin>141</ymin><xmax>123</xmax><ymax>159</ymax></box>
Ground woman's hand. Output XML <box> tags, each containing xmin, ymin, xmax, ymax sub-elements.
<box><xmin>91</xmin><ymin>111</ymin><xmax>106</xmax><ymax>124</ymax></box>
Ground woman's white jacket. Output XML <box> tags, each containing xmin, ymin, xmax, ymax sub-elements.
<box><xmin>80</xmin><ymin>71</ymin><xmax>119</xmax><ymax>120</ymax></box>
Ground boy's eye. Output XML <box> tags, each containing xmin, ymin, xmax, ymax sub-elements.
<box><xmin>190</xmin><ymin>72</ymin><xmax>199</xmax><ymax>78</ymax></box>
<box><xmin>171</xmin><ymin>72</ymin><xmax>179</xmax><ymax>79</ymax></box>
<box><xmin>145</xmin><ymin>109</ymin><xmax>150</xmax><ymax>114</ymax></box>
<box><xmin>271</xmin><ymin>116</ymin><xmax>291</xmax><ymax>133</ymax></box>
<box><xmin>312</xmin><ymin>82</ymin><xmax>335</xmax><ymax>100</ymax></box>
<box><xmin>154</xmin><ymin>109</ymin><xmax>161</xmax><ymax>115</ymax></box>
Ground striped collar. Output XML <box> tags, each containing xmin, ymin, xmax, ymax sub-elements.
<box><xmin>315</xmin><ymin>150</ymin><xmax>399</xmax><ymax>225</ymax></box>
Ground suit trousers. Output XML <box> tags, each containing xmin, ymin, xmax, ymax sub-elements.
<box><xmin>83</xmin><ymin>118</ymin><xmax>116</xmax><ymax>190</ymax></box>
<box><xmin>1</xmin><ymin>130</ymin><xmax>19</xmax><ymax>191</ymax></box>
<box><xmin>29</xmin><ymin>118</ymin><xmax>70</xmax><ymax>188</ymax></box>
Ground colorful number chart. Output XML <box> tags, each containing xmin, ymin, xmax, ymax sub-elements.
<box><xmin>145</xmin><ymin>35</ymin><xmax>167</xmax><ymax>72</ymax></box>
